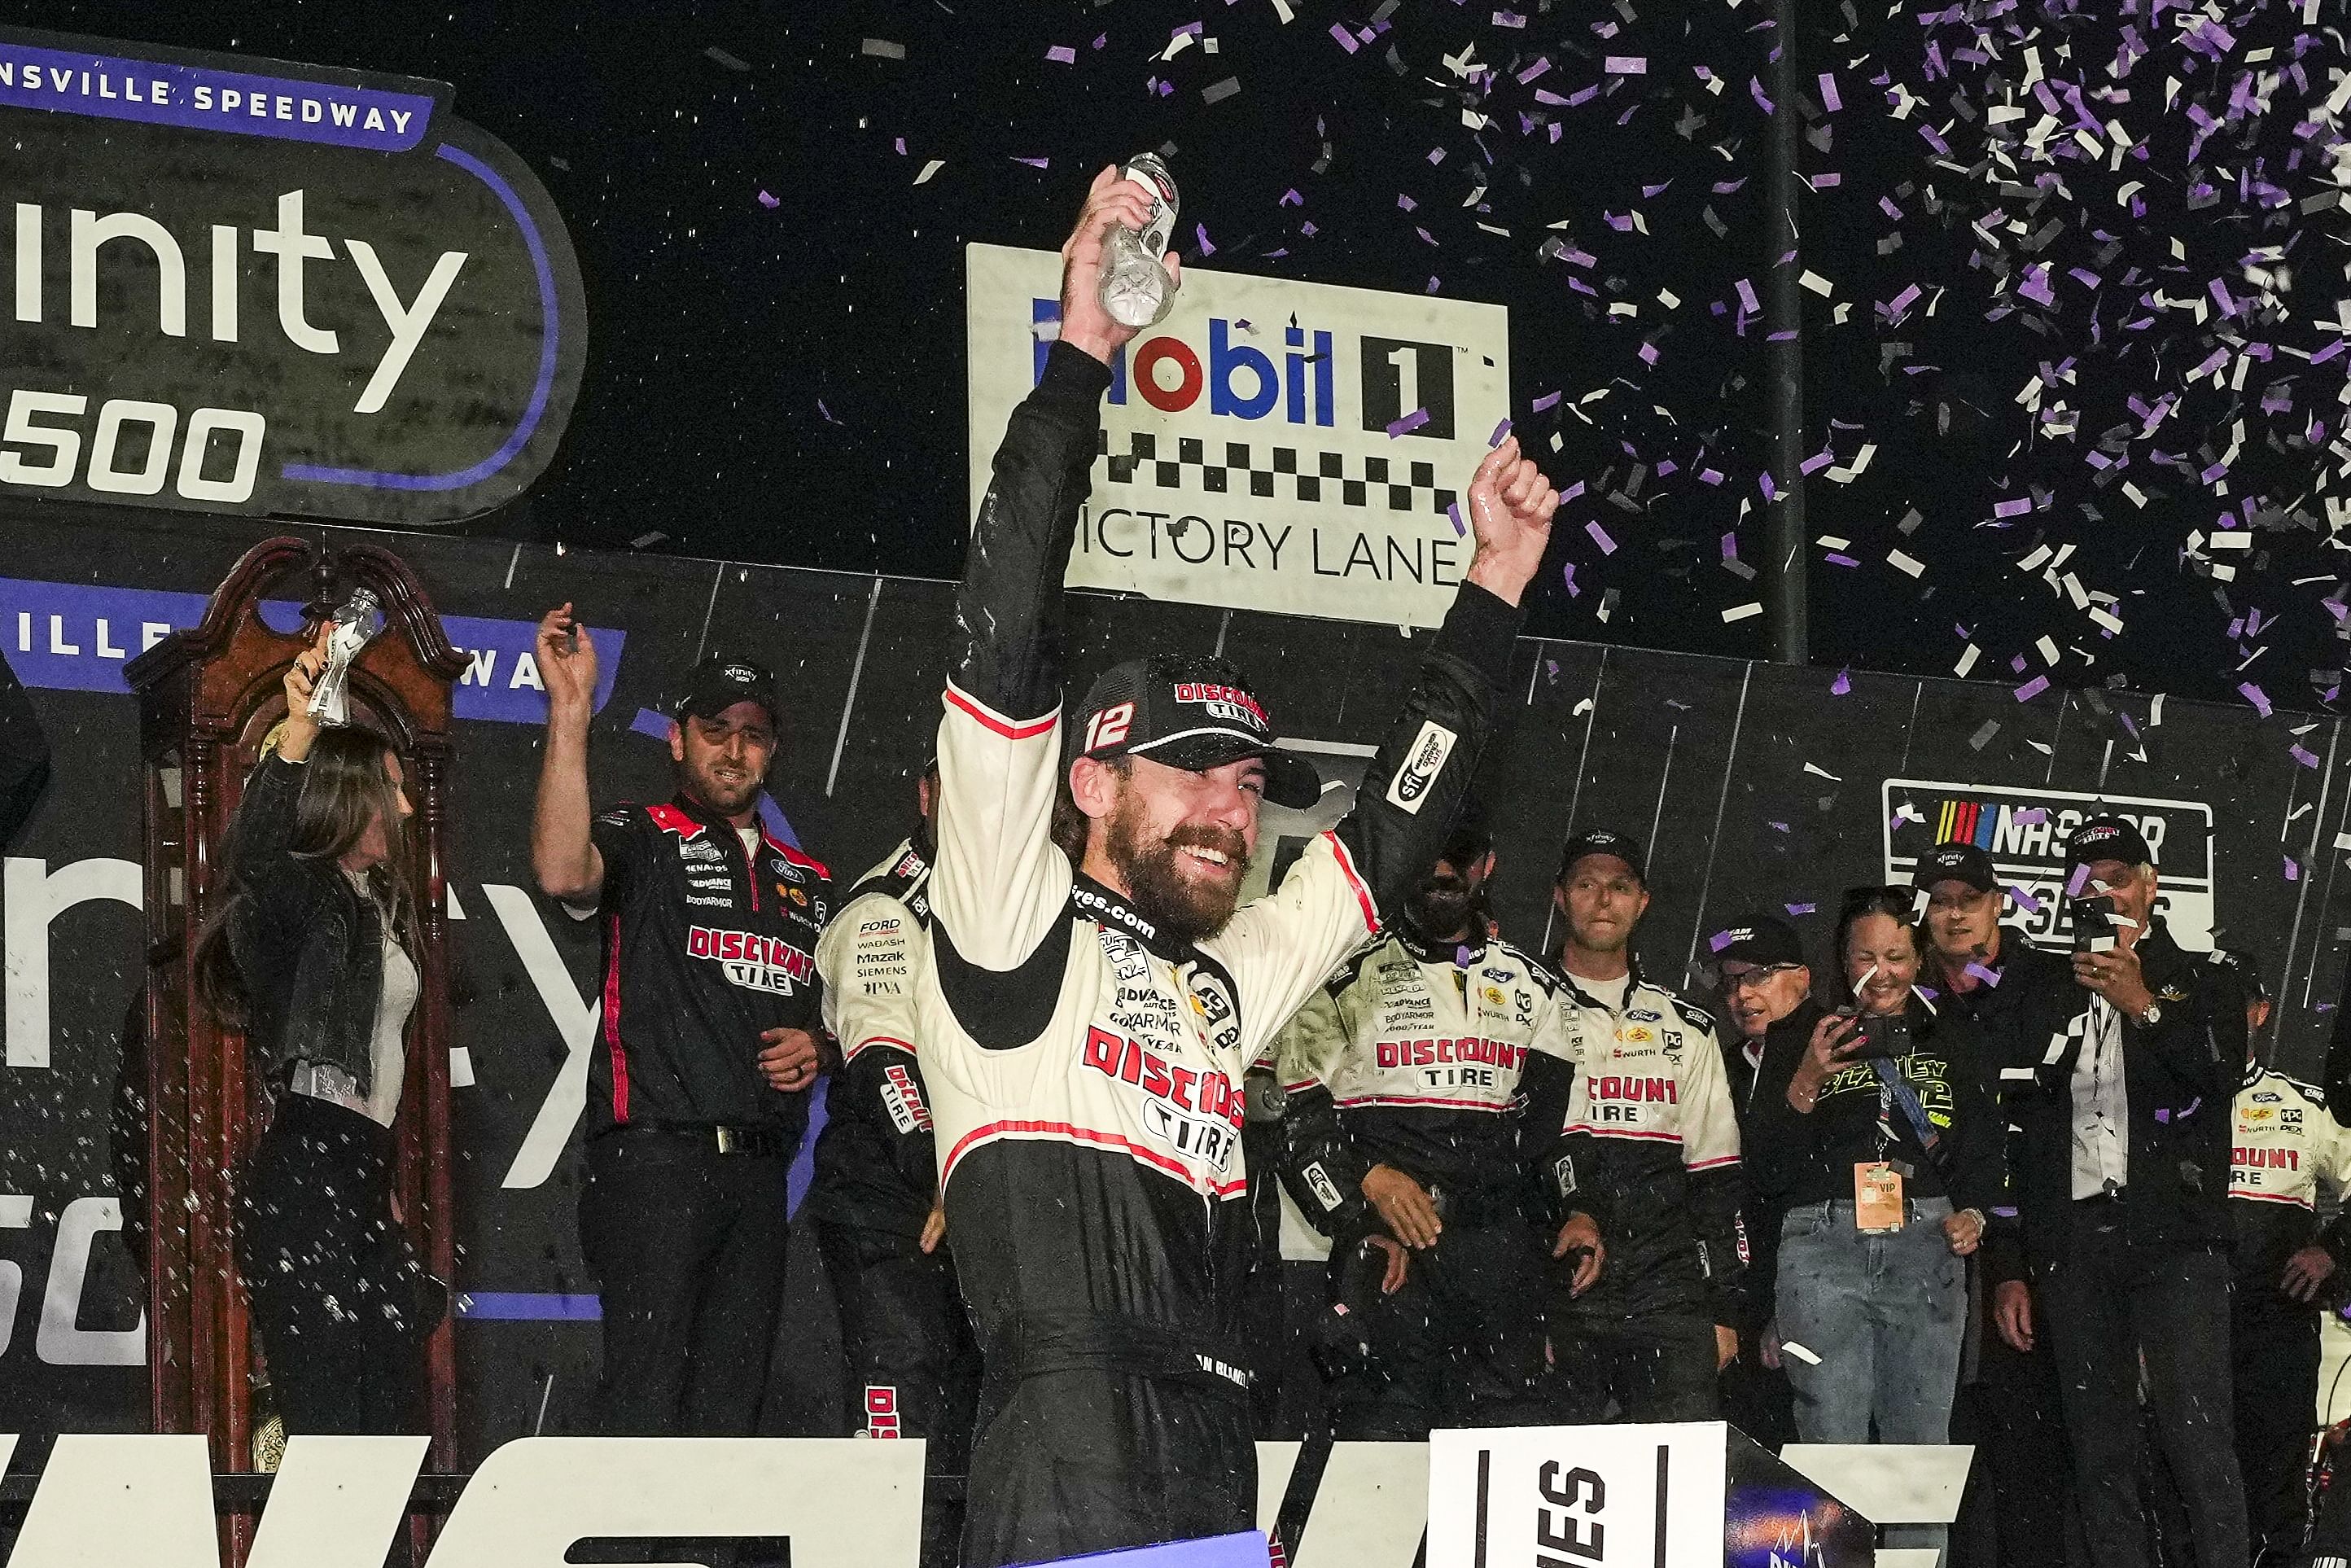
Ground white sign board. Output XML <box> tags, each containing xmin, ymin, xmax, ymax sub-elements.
<box><xmin>966</xmin><ymin>243</ymin><xmax>1510</xmax><ymax>629</ymax></box>
<box><xmin>1426</xmin><ymin>1422</ymin><xmax>1730</xmax><ymax>1568</ymax></box>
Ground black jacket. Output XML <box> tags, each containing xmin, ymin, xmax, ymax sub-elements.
<box><xmin>1924</xmin><ymin>926</ymin><xmax>2073</xmax><ymax>1287</ymax></box>
<box><xmin>585</xmin><ymin>792</ymin><xmax>832</xmax><ymax>1137</ymax></box>
<box><xmin>1992</xmin><ymin>918</ymin><xmax>2243</xmax><ymax>1270</ymax></box>
<box><xmin>1747</xmin><ymin>993</ymin><xmax>2004</xmax><ymax>1220</ymax></box>
<box><xmin>222</xmin><ymin>753</ymin><xmax>393</xmax><ymax>1095</ymax></box>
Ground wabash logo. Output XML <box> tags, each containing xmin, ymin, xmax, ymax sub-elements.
<box><xmin>1082</xmin><ymin>1025</ymin><xmax>1244</xmax><ymax>1170</ymax></box>
<box><xmin>685</xmin><ymin>925</ymin><xmax>815</xmax><ymax>995</ymax></box>
<box><xmin>1173</xmin><ymin>681</ymin><xmax>1271</xmax><ymax>734</ymax></box>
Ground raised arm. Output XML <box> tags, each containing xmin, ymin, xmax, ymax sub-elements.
<box><xmin>1213</xmin><ymin>440</ymin><xmax>1559</xmax><ymax>1053</ymax></box>
<box><xmin>531</xmin><ymin>603</ymin><xmax>605</xmax><ymax>904</ymax></box>
<box><xmin>931</xmin><ymin>172</ymin><xmax>1179</xmax><ymax>981</ymax></box>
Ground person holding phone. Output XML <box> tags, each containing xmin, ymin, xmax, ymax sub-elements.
<box><xmin>1747</xmin><ymin>884</ymin><xmax>2001</xmax><ymax>1544</ymax></box>
<box><xmin>1993</xmin><ymin>817</ymin><xmax>2248</xmax><ymax>1568</ymax></box>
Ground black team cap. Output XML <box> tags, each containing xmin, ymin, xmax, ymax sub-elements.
<box><xmin>2064</xmin><ymin>814</ymin><xmax>2155</xmax><ymax>869</ymax></box>
<box><xmin>1714</xmin><ymin>914</ymin><xmax>1807</xmax><ymax>968</ymax></box>
<box><xmin>1075</xmin><ymin>652</ymin><xmax>1321</xmax><ymax>811</ymax></box>
<box><xmin>1915</xmin><ymin>841</ymin><xmax>1998</xmax><ymax>894</ymax></box>
<box><xmin>676</xmin><ymin>653</ymin><xmax>781</xmax><ymax>727</ymax></box>
<box><xmin>1557</xmin><ymin>828</ymin><xmax>1645</xmax><ymax>885</ymax></box>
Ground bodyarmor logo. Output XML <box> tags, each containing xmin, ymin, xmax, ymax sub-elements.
<box><xmin>685</xmin><ymin>925</ymin><xmax>814</xmax><ymax>994</ymax></box>
<box><xmin>1082</xmin><ymin>1026</ymin><xmax>1243</xmax><ymax>1169</ymax></box>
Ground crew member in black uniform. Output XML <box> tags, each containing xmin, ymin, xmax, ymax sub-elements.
<box><xmin>807</xmin><ymin>764</ymin><xmax>979</xmax><ymax>1568</ymax></box>
<box><xmin>917</xmin><ymin>166</ymin><xmax>1559</xmax><ymax>1568</ymax></box>
<box><xmin>2222</xmin><ymin>948</ymin><xmax>2351</xmax><ymax>1566</ymax></box>
<box><xmin>531</xmin><ymin>616</ymin><xmax>831</xmax><ymax>1437</ymax></box>
<box><xmin>1270</xmin><ymin>805</ymin><xmax>1596</xmax><ymax>1439</ymax></box>
<box><xmin>1911</xmin><ymin>842</ymin><xmax>2082</xmax><ymax>1568</ymax></box>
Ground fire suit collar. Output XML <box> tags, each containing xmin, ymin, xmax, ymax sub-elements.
<box><xmin>1557</xmin><ymin>954</ymin><xmax>1652</xmax><ymax>1011</ymax></box>
<box><xmin>1068</xmin><ymin>873</ymin><xmax>1190</xmax><ymax>961</ymax></box>
<box><xmin>665</xmin><ymin>788</ymin><xmax>755</xmax><ymax>843</ymax></box>
<box><xmin>1394</xmin><ymin>919</ymin><xmax>1486</xmax><ymax>967</ymax></box>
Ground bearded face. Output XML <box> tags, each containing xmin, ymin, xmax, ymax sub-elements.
<box><xmin>1103</xmin><ymin>780</ymin><xmax>1251</xmax><ymax>945</ymax></box>
<box><xmin>1403</xmin><ymin>856</ymin><xmax>1487</xmax><ymax>944</ymax></box>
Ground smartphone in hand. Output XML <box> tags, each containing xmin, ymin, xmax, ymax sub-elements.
<box><xmin>2069</xmin><ymin>893</ymin><xmax>2118</xmax><ymax>953</ymax></box>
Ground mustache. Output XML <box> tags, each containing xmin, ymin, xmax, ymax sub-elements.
<box><xmin>1167</xmin><ymin>823</ymin><xmax>1248</xmax><ymax>862</ymax></box>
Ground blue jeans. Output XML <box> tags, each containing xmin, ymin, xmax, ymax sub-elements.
<box><xmin>1776</xmin><ymin>1198</ymin><xmax>1967</xmax><ymax>1557</ymax></box>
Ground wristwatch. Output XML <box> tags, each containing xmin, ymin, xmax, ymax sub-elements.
<box><xmin>2134</xmin><ymin>1000</ymin><xmax>2164</xmax><ymax>1028</ymax></box>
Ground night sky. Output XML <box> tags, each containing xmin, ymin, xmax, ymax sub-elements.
<box><xmin>24</xmin><ymin>0</ymin><xmax>2351</xmax><ymax>714</ymax></box>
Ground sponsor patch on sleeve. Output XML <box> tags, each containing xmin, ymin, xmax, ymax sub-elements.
<box><xmin>1384</xmin><ymin>720</ymin><xmax>1459</xmax><ymax>814</ymax></box>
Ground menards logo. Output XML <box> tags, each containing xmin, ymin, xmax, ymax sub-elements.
<box><xmin>1881</xmin><ymin>778</ymin><xmax>2215</xmax><ymax>949</ymax></box>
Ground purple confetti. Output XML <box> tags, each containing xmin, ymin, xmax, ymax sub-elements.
<box><xmin>1046</xmin><ymin>44</ymin><xmax>1077</xmax><ymax>64</ymax></box>
<box><xmin>1709</xmin><ymin>929</ymin><xmax>1736</xmax><ymax>953</ymax></box>
<box><xmin>1329</xmin><ymin>22</ymin><xmax>1358</xmax><ymax>52</ymax></box>
<box><xmin>2015</xmin><ymin>675</ymin><xmax>2050</xmax><ymax>702</ymax></box>
<box><xmin>1012</xmin><ymin>155</ymin><xmax>1050</xmax><ymax>169</ymax></box>
<box><xmin>1531</xmin><ymin>390</ymin><xmax>1561</xmax><ymax>413</ymax></box>
<box><xmin>756</xmin><ymin>189</ymin><xmax>779</xmax><ymax>209</ymax></box>
<box><xmin>1786</xmin><ymin>902</ymin><xmax>1816</xmax><ymax>917</ymax></box>
<box><xmin>1194</xmin><ymin>223</ymin><xmax>1215</xmax><ymax>256</ymax></box>
<box><xmin>1964</xmin><ymin>962</ymin><xmax>2003</xmax><ymax>988</ymax></box>
<box><xmin>1386</xmin><ymin>408</ymin><xmax>1431</xmax><ymax>438</ymax></box>
<box><xmin>2288</xmin><ymin>856</ymin><xmax>2302</xmax><ymax>883</ymax></box>
<box><xmin>2239</xmin><ymin>681</ymin><xmax>2274</xmax><ymax>717</ymax></box>
<box><xmin>1831</xmin><ymin>669</ymin><xmax>1851</xmax><ymax>695</ymax></box>
<box><xmin>2008</xmin><ymin>885</ymin><xmax>2043</xmax><ymax>914</ymax></box>
<box><xmin>1586</xmin><ymin>520</ymin><xmax>1618</xmax><ymax>556</ymax></box>
<box><xmin>1604</xmin><ymin>55</ymin><xmax>1647</xmax><ymax>75</ymax></box>
<box><xmin>1447</xmin><ymin>502</ymin><xmax>1466</xmax><ymax>538</ymax></box>
<box><xmin>2292</xmin><ymin>745</ymin><xmax>2321</xmax><ymax>769</ymax></box>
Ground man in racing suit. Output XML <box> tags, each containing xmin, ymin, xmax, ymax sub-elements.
<box><xmin>806</xmin><ymin>764</ymin><xmax>978</xmax><ymax>1568</ymax></box>
<box><xmin>531</xmin><ymin>630</ymin><xmax>830</xmax><ymax>1438</ymax></box>
<box><xmin>2222</xmin><ymin>950</ymin><xmax>2351</xmax><ymax>1563</ymax></box>
<box><xmin>1270</xmin><ymin>807</ymin><xmax>1598</xmax><ymax>1439</ymax></box>
<box><xmin>919</xmin><ymin>167</ymin><xmax>1559</xmax><ymax>1568</ymax></box>
<box><xmin>1545</xmin><ymin>830</ymin><xmax>1745</xmax><ymax>1422</ymax></box>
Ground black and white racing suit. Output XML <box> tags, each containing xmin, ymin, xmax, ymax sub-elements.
<box><xmin>921</xmin><ymin>340</ymin><xmax>1518</xmax><ymax>1567</ymax></box>
<box><xmin>2230</xmin><ymin>1062</ymin><xmax>2351</xmax><ymax>1560</ymax></box>
<box><xmin>1270</xmin><ymin>926</ymin><xmax>1574</xmax><ymax>1438</ymax></box>
<box><xmin>805</xmin><ymin>834</ymin><xmax>978</xmax><ymax>1568</ymax></box>
<box><xmin>1547</xmin><ymin>967</ymin><xmax>1745</xmax><ymax>1421</ymax></box>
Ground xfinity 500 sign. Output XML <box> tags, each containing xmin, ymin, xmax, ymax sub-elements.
<box><xmin>0</xmin><ymin>28</ymin><xmax>585</xmax><ymax>523</ymax></box>
<box><xmin>966</xmin><ymin>243</ymin><xmax>1509</xmax><ymax>629</ymax></box>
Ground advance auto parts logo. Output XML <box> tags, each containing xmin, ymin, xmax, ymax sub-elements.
<box><xmin>965</xmin><ymin>243</ymin><xmax>1507</xmax><ymax>632</ymax></box>
<box><xmin>1880</xmin><ymin>778</ymin><xmax>2216</xmax><ymax>949</ymax></box>
<box><xmin>0</xmin><ymin>26</ymin><xmax>585</xmax><ymax>526</ymax></box>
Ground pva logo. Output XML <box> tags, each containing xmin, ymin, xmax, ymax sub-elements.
<box><xmin>1031</xmin><ymin>300</ymin><xmax>1456</xmax><ymax>438</ymax></box>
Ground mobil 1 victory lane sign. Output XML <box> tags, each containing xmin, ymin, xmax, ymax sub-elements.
<box><xmin>0</xmin><ymin>27</ymin><xmax>585</xmax><ymax>525</ymax></box>
<box><xmin>966</xmin><ymin>243</ymin><xmax>1508</xmax><ymax>629</ymax></box>
<box><xmin>1882</xmin><ymin>778</ymin><xmax>2217</xmax><ymax>949</ymax></box>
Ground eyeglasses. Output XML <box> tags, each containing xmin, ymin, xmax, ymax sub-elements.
<box><xmin>1722</xmin><ymin>964</ymin><xmax>1802</xmax><ymax>992</ymax></box>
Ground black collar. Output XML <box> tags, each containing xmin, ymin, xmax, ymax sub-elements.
<box><xmin>668</xmin><ymin>789</ymin><xmax>760</xmax><ymax>843</ymax></box>
<box><xmin>1070</xmin><ymin>873</ymin><xmax>1189</xmax><ymax>960</ymax></box>
<box><xmin>1396</xmin><ymin>921</ymin><xmax>1486</xmax><ymax>967</ymax></box>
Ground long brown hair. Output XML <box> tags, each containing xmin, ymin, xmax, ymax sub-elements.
<box><xmin>194</xmin><ymin>725</ymin><xmax>415</xmax><ymax>1026</ymax></box>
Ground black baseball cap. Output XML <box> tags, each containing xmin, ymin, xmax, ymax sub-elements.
<box><xmin>1714</xmin><ymin>913</ymin><xmax>1806</xmax><ymax>968</ymax></box>
<box><xmin>1915</xmin><ymin>841</ymin><xmax>1998</xmax><ymax>894</ymax></box>
<box><xmin>2064</xmin><ymin>814</ymin><xmax>2154</xmax><ymax>870</ymax></box>
<box><xmin>2213</xmin><ymin>947</ymin><xmax>2271</xmax><ymax>1004</ymax></box>
<box><xmin>1075</xmin><ymin>653</ymin><xmax>1320</xmax><ymax>810</ymax></box>
<box><xmin>1557</xmin><ymin>828</ymin><xmax>1645</xmax><ymax>885</ymax></box>
<box><xmin>676</xmin><ymin>653</ymin><xmax>781</xmax><ymax>727</ymax></box>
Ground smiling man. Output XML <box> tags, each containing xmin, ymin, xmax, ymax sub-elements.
<box><xmin>531</xmin><ymin>628</ymin><xmax>831</xmax><ymax>1440</ymax></box>
<box><xmin>920</xmin><ymin>168</ymin><xmax>1558</xmax><ymax>1567</ymax></box>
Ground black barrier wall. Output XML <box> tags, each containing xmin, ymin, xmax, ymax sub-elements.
<box><xmin>2</xmin><ymin>496</ymin><xmax>2344</xmax><ymax>1453</ymax></box>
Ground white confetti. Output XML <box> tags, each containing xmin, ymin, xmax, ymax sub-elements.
<box><xmin>1723</xmin><ymin>602</ymin><xmax>1763</xmax><ymax>623</ymax></box>
<box><xmin>914</xmin><ymin>160</ymin><xmax>945</xmax><ymax>185</ymax></box>
<box><xmin>1889</xmin><ymin>550</ymin><xmax>1925</xmax><ymax>578</ymax></box>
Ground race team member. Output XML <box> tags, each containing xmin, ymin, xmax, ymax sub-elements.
<box><xmin>1545</xmin><ymin>830</ymin><xmax>1745</xmax><ymax>1422</ymax></box>
<box><xmin>805</xmin><ymin>764</ymin><xmax>978</xmax><ymax>1568</ymax></box>
<box><xmin>2222</xmin><ymin>949</ymin><xmax>2351</xmax><ymax>1564</ymax></box>
<box><xmin>531</xmin><ymin>624</ymin><xmax>830</xmax><ymax>1437</ymax></box>
<box><xmin>917</xmin><ymin>167</ymin><xmax>1559</xmax><ymax>1567</ymax></box>
<box><xmin>1271</xmin><ymin>804</ymin><xmax>1598</xmax><ymax>1439</ymax></box>
<box><xmin>1712</xmin><ymin>914</ymin><xmax>1811</xmax><ymax>1448</ymax></box>
<box><xmin>1912</xmin><ymin>841</ymin><xmax>2078</xmax><ymax>1568</ymax></box>
<box><xmin>1999</xmin><ymin>816</ymin><xmax>2248</xmax><ymax>1568</ymax></box>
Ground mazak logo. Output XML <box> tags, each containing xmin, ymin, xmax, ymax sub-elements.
<box><xmin>1883</xmin><ymin>778</ymin><xmax>2214</xmax><ymax>949</ymax></box>
<box><xmin>685</xmin><ymin>925</ymin><xmax>814</xmax><ymax>995</ymax></box>
<box><xmin>1081</xmin><ymin>1025</ymin><xmax>1244</xmax><ymax>1170</ymax></box>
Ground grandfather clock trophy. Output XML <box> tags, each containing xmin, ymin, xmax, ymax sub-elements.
<box><xmin>127</xmin><ymin>537</ymin><xmax>466</xmax><ymax>1533</ymax></box>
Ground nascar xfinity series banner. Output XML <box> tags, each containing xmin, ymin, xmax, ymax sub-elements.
<box><xmin>965</xmin><ymin>242</ymin><xmax>1510</xmax><ymax>629</ymax></box>
<box><xmin>0</xmin><ymin>497</ymin><xmax>2344</xmax><ymax>1460</ymax></box>
<box><xmin>0</xmin><ymin>27</ymin><xmax>586</xmax><ymax>524</ymax></box>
